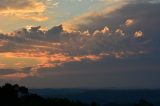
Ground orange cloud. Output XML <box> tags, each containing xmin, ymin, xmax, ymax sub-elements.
<box><xmin>0</xmin><ymin>0</ymin><xmax>47</xmax><ymax>21</ymax></box>
<box><xmin>134</xmin><ymin>31</ymin><xmax>143</xmax><ymax>38</ymax></box>
<box><xmin>0</xmin><ymin>23</ymin><xmax>147</xmax><ymax>79</ymax></box>
<box><xmin>0</xmin><ymin>40</ymin><xmax>8</xmax><ymax>46</ymax></box>
<box><xmin>14</xmin><ymin>62</ymin><xmax>26</xmax><ymax>69</ymax></box>
<box><xmin>21</xmin><ymin>15</ymin><xmax>48</xmax><ymax>22</ymax></box>
<box><xmin>93</xmin><ymin>26</ymin><xmax>110</xmax><ymax>36</ymax></box>
<box><xmin>0</xmin><ymin>63</ymin><xmax>6</xmax><ymax>68</ymax></box>
<box><xmin>0</xmin><ymin>73</ymin><xmax>33</xmax><ymax>79</ymax></box>
<box><xmin>115</xmin><ymin>29</ymin><xmax>125</xmax><ymax>36</ymax></box>
<box><xmin>125</xmin><ymin>19</ymin><xmax>135</xmax><ymax>27</ymax></box>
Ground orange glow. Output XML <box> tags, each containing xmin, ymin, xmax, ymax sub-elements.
<box><xmin>0</xmin><ymin>40</ymin><xmax>8</xmax><ymax>46</ymax></box>
<box><xmin>102</xmin><ymin>26</ymin><xmax>110</xmax><ymax>34</ymax></box>
<box><xmin>0</xmin><ymin>1</ymin><xmax>47</xmax><ymax>21</ymax></box>
<box><xmin>0</xmin><ymin>49</ymin><xmax>146</xmax><ymax>79</ymax></box>
<box><xmin>50</xmin><ymin>54</ymin><xmax>71</xmax><ymax>62</ymax></box>
<box><xmin>115</xmin><ymin>29</ymin><xmax>125</xmax><ymax>36</ymax></box>
<box><xmin>14</xmin><ymin>62</ymin><xmax>26</xmax><ymax>68</ymax></box>
<box><xmin>0</xmin><ymin>73</ymin><xmax>33</xmax><ymax>79</ymax></box>
<box><xmin>63</xmin><ymin>23</ymin><xmax>77</xmax><ymax>32</ymax></box>
<box><xmin>21</xmin><ymin>16</ymin><xmax>48</xmax><ymax>22</ymax></box>
<box><xmin>134</xmin><ymin>31</ymin><xmax>143</xmax><ymax>38</ymax></box>
<box><xmin>125</xmin><ymin>19</ymin><xmax>135</xmax><ymax>27</ymax></box>
<box><xmin>0</xmin><ymin>63</ymin><xmax>6</xmax><ymax>68</ymax></box>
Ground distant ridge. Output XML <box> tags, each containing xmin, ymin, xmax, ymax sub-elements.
<box><xmin>30</xmin><ymin>89</ymin><xmax>160</xmax><ymax>106</ymax></box>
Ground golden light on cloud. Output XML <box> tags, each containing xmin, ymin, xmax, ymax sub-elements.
<box><xmin>115</xmin><ymin>28</ymin><xmax>125</xmax><ymax>36</ymax></box>
<box><xmin>0</xmin><ymin>73</ymin><xmax>33</xmax><ymax>79</ymax></box>
<box><xmin>134</xmin><ymin>31</ymin><xmax>143</xmax><ymax>38</ymax></box>
<box><xmin>25</xmin><ymin>25</ymin><xmax>48</xmax><ymax>31</ymax></box>
<box><xmin>0</xmin><ymin>0</ymin><xmax>47</xmax><ymax>21</ymax></box>
<box><xmin>63</xmin><ymin>23</ymin><xmax>77</xmax><ymax>32</ymax></box>
<box><xmin>0</xmin><ymin>51</ymin><xmax>104</xmax><ymax>79</ymax></box>
<box><xmin>0</xmin><ymin>0</ymin><xmax>158</xmax><ymax>90</ymax></box>
<box><xmin>0</xmin><ymin>63</ymin><xmax>6</xmax><ymax>68</ymax></box>
<box><xmin>0</xmin><ymin>52</ymin><xmax>40</xmax><ymax>69</ymax></box>
<box><xmin>125</xmin><ymin>19</ymin><xmax>135</xmax><ymax>27</ymax></box>
<box><xmin>14</xmin><ymin>62</ymin><xmax>26</xmax><ymax>69</ymax></box>
<box><xmin>0</xmin><ymin>40</ymin><xmax>8</xmax><ymax>46</ymax></box>
<box><xmin>21</xmin><ymin>15</ymin><xmax>48</xmax><ymax>22</ymax></box>
<box><xmin>0</xmin><ymin>0</ymin><xmax>149</xmax><ymax>80</ymax></box>
<box><xmin>102</xmin><ymin>26</ymin><xmax>110</xmax><ymax>34</ymax></box>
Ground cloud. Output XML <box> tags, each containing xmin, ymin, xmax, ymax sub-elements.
<box><xmin>0</xmin><ymin>0</ymin><xmax>47</xmax><ymax>21</ymax></box>
<box><xmin>134</xmin><ymin>31</ymin><xmax>143</xmax><ymax>38</ymax></box>
<box><xmin>0</xmin><ymin>72</ymin><xmax>32</xmax><ymax>79</ymax></box>
<box><xmin>0</xmin><ymin>0</ymin><xmax>160</xmax><ymax>80</ymax></box>
<box><xmin>0</xmin><ymin>23</ymin><xmax>146</xmax><ymax>79</ymax></box>
<box><xmin>0</xmin><ymin>63</ymin><xmax>6</xmax><ymax>68</ymax></box>
<box><xmin>62</xmin><ymin>0</ymin><xmax>129</xmax><ymax>32</ymax></box>
<box><xmin>125</xmin><ymin>19</ymin><xmax>135</xmax><ymax>27</ymax></box>
<box><xmin>63</xmin><ymin>0</ymin><xmax>160</xmax><ymax>34</ymax></box>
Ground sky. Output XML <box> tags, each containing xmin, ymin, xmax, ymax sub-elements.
<box><xmin>0</xmin><ymin>0</ymin><xmax>160</xmax><ymax>89</ymax></box>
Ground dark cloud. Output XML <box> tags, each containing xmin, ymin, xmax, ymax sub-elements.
<box><xmin>64</xmin><ymin>1</ymin><xmax>160</xmax><ymax>52</ymax></box>
<box><xmin>16</xmin><ymin>53</ymin><xmax>160</xmax><ymax>88</ymax></box>
<box><xmin>46</xmin><ymin>25</ymin><xmax>63</xmax><ymax>41</ymax></box>
<box><xmin>65</xmin><ymin>0</ymin><xmax>160</xmax><ymax>35</ymax></box>
<box><xmin>0</xmin><ymin>67</ymin><xmax>31</xmax><ymax>75</ymax></box>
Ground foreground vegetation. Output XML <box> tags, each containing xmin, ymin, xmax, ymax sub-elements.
<box><xmin>0</xmin><ymin>83</ymin><xmax>154</xmax><ymax>106</ymax></box>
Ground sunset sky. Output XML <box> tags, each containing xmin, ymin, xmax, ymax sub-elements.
<box><xmin>0</xmin><ymin>0</ymin><xmax>160</xmax><ymax>89</ymax></box>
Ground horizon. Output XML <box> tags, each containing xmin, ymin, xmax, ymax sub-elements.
<box><xmin>0</xmin><ymin>0</ymin><xmax>160</xmax><ymax>89</ymax></box>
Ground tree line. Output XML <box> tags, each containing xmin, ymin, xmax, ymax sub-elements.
<box><xmin>0</xmin><ymin>83</ymin><xmax>154</xmax><ymax>106</ymax></box>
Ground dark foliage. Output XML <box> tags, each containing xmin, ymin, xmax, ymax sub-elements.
<box><xmin>0</xmin><ymin>83</ymin><xmax>155</xmax><ymax>106</ymax></box>
<box><xmin>0</xmin><ymin>83</ymin><xmax>87</xmax><ymax>106</ymax></box>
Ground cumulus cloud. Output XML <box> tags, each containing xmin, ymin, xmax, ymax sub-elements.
<box><xmin>0</xmin><ymin>0</ymin><xmax>47</xmax><ymax>21</ymax></box>
<box><xmin>0</xmin><ymin>23</ymin><xmax>145</xmax><ymax>79</ymax></box>
<box><xmin>0</xmin><ymin>0</ymin><xmax>160</xmax><ymax>79</ymax></box>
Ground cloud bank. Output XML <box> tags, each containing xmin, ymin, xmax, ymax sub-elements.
<box><xmin>0</xmin><ymin>0</ymin><xmax>160</xmax><ymax>84</ymax></box>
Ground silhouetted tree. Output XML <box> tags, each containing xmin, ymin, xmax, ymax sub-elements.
<box><xmin>0</xmin><ymin>83</ymin><xmax>87</xmax><ymax>106</ymax></box>
<box><xmin>0</xmin><ymin>83</ymin><xmax>19</xmax><ymax>106</ymax></box>
<box><xmin>91</xmin><ymin>101</ymin><xmax>100</xmax><ymax>106</ymax></box>
<box><xmin>19</xmin><ymin>86</ymin><xmax>28</xmax><ymax>95</ymax></box>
